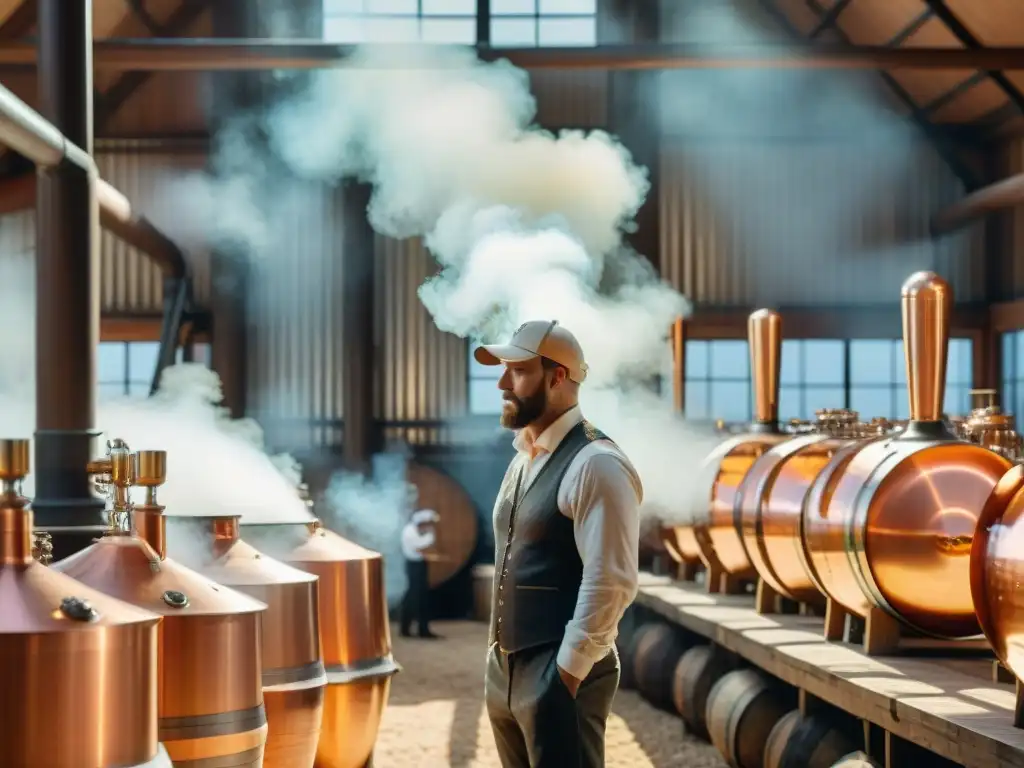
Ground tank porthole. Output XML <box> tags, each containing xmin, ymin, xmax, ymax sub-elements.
<box><xmin>60</xmin><ymin>596</ymin><xmax>100</xmax><ymax>622</ymax></box>
<box><xmin>163</xmin><ymin>590</ymin><xmax>190</xmax><ymax>608</ymax></box>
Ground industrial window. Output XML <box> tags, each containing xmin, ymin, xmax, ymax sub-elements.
<box><xmin>323</xmin><ymin>0</ymin><xmax>478</xmax><ymax>44</ymax></box>
<box><xmin>848</xmin><ymin>337</ymin><xmax>972</xmax><ymax>420</ymax></box>
<box><xmin>467</xmin><ymin>342</ymin><xmax>504</xmax><ymax>415</ymax></box>
<box><xmin>97</xmin><ymin>341</ymin><xmax>212</xmax><ymax>400</ymax></box>
<box><xmin>686</xmin><ymin>337</ymin><xmax>973</xmax><ymax>423</ymax></box>
<box><xmin>1001</xmin><ymin>331</ymin><xmax>1024</xmax><ymax>418</ymax></box>
<box><xmin>490</xmin><ymin>0</ymin><xmax>597</xmax><ymax>48</ymax></box>
<box><xmin>778</xmin><ymin>340</ymin><xmax>846</xmax><ymax>423</ymax></box>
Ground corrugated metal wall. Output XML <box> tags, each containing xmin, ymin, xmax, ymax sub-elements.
<box><xmin>659</xmin><ymin>140</ymin><xmax>987</xmax><ymax>306</ymax></box>
<box><xmin>374</xmin><ymin>236</ymin><xmax>468</xmax><ymax>442</ymax></box>
<box><xmin>246</xmin><ymin>181</ymin><xmax>347</xmax><ymax>448</ymax></box>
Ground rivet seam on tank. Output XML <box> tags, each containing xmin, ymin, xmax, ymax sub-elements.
<box><xmin>60</xmin><ymin>596</ymin><xmax>100</xmax><ymax>622</ymax></box>
<box><xmin>162</xmin><ymin>590</ymin><xmax>190</xmax><ymax>608</ymax></box>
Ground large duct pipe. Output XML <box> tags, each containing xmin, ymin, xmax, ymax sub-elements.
<box><xmin>931</xmin><ymin>173</ymin><xmax>1024</xmax><ymax>236</ymax></box>
<box><xmin>2</xmin><ymin>40</ymin><xmax>1024</xmax><ymax>71</ymax></box>
<box><xmin>0</xmin><ymin>172</ymin><xmax>188</xmax><ymax>279</ymax></box>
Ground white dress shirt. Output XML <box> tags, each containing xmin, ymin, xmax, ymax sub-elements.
<box><xmin>494</xmin><ymin>404</ymin><xmax>642</xmax><ymax>681</ymax></box>
<box><xmin>402</xmin><ymin>521</ymin><xmax>436</xmax><ymax>561</ymax></box>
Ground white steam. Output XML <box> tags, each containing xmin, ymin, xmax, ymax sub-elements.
<box><xmin>162</xmin><ymin>43</ymin><xmax>704</xmax><ymax>535</ymax></box>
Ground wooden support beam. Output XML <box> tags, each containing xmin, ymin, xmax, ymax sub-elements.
<box><xmin>3</xmin><ymin>39</ymin><xmax>1024</xmax><ymax>71</ymax></box>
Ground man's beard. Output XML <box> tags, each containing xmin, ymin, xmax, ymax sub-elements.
<box><xmin>500</xmin><ymin>385</ymin><xmax>548</xmax><ymax>430</ymax></box>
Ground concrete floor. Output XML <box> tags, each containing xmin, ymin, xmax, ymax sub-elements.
<box><xmin>373</xmin><ymin>620</ymin><xmax>727</xmax><ymax>767</ymax></box>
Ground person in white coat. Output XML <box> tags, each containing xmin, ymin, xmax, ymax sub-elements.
<box><xmin>400</xmin><ymin>508</ymin><xmax>441</xmax><ymax>639</ymax></box>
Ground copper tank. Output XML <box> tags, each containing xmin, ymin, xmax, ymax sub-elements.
<box><xmin>0</xmin><ymin>437</ymin><xmax>169</xmax><ymax>768</ymax></box>
<box><xmin>690</xmin><ymin>308</ymin><xmax>789</xmax><ymax>578</ymax></box>
<box><xmin>737</xmin><ymin>409</ymin><xmax>861</xmax><ymax>605</ymax></box>
<box><xmin>803</xmin><ymin>272</ymin><xmax>1011</xmax><ymax>638</ymax></box>
<box><xmin>51</xmin><ymin>441</ymin><xmax>270</xmax><ymax>766</ymax></box>
<box><xmin>173</xmin><ymin>514</ymin><xmax>327</xmax><ymax>768</ymax></box>
<box><xmin>242</xmin><ymin>509</ymin><xmax>398</xmax><ymax>768</ymax></box>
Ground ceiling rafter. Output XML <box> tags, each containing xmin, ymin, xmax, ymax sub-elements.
<box><xmin>755</xmin><ymin>0</ymin><xmax>977</xmax><ymax>190</ymax></box>
<box><xmin>886</xmin><ymin>8</ymin><xmax>933</xmax><ymax>47</ymax></box>
<box><xmin>810</xmin><ymin>0</ymin><xmax>853</xmax><ymax>40</ymax></box>
<box><xmin>0</xmin><ymin>0</ymin><xmax>35</xmax><ymax>39</ymax></box>
<box><xmin>95</xmin><ymin>0</ymin><xmax>213</xmax><ymax>133</ymax></box>
<box><xmin>922</xmin><ymin>0</ymin><xmax>1024</xmax><ymax>119</ymax></box>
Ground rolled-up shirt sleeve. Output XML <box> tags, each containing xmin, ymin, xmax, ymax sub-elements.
<box><xmin>556</xmin><ymin>450</ymin><xmax>642</xmax><ymax>681</ymax></box>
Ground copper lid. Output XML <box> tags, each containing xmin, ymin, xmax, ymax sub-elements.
<box><xmin>242</xmin><ymin>520</ymin><xmax>381</xmax><ymax>564</ymax></box>
<box><xmin>172</xmin><ymin>514</ymin><xmax>316</xmax><ymax>588</ymax></box>
<box><xmin>0</xmin><ymin>438</ymin><xmax>161</xmax><ymax>634</ymax></box>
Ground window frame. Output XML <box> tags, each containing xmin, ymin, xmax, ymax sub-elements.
<box><xmin>324</xmin><ymin>0</ymin><xmax>479</xmax><ymax>44</ymax></box>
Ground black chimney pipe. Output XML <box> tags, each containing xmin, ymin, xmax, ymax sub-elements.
<box><xmin>33</xmin><ymin>0</ymin><xmax>103</xmax><ymax>558</ymax></box>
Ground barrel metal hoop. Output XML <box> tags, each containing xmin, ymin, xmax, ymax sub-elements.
<box><xmin>158</xmin><ymin>704</ymin><xmax>267</xmax><ymax>742</ymax></box>
<box><xmin>325</xmin><ymin>653</ymin><xmax>402</xmax><ymax>685</ymax></box>
<box><xmin>169</xmin><ymin>745</ymin><xmax>264</xmax><ymax>768</ymax></box>
<box><xmin>722</xmin><ymin>671</ymin><xmax>766</xmax><ymax>765</ymax></box>
<box><xmin>261</xmin><ymin>659</ymin><xmax>326</xmax><ymax>688</ymax></box>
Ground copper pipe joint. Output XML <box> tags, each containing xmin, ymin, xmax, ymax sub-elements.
<box><xmin>748</xmin><ymin>309</ymin><xmax>782</xmax><ymax>425</ymax></box>
<box><xmin>211</xmin><ymin>516</ymin><xmax>242</xmax><ymax>558</ymax></box>
<box><xmin>0</xmin><ymin>438</ymin><xmax>29</xmax><ymax>483</ymax></box>
<box><xmin>901</xmin><ymin>271</ymin><xmax>952</xmax><ymax>423</ymax></box>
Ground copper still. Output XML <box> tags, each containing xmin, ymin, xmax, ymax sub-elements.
<box><xmin>242</xmin><ymin>507</ymin><xmax>398</xmax><ymax>768</ymax></box>
<box><xmin>736</xmin><ymin>409</ymin><xmax>862</xmax><ymax>606</ymax></box>
<box><xmin>689</xmin><ymin>309</ymin><xmax>789</xmax><ymax>581</ymax></box>
<box><xmin>802</xmin><ymin>272</ymin><xmax>1012</xmax><ymax>638</ymax></box>
<box><xmin>957</xmin><ymin>389</ymin><xmax>1023</xmax><ymax>461</ymax></box>
<box><xmin>172</xmin><ymin>514</ymin><xmax>327</xmax><ymax>768</ymax></box>
<box><xmin>51</xmin><ymin>440</ymin><xmax>270</xmax><ymax>766</ymax></box>
<box><xmin>0</xmin><ymin>437</ymin><xmax>169</xmax><ymax>768</ymax></box>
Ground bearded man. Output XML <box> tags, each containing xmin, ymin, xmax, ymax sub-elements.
<box><xmin>474</xmin><ymin>320</ymin><xmax>642</xmax><ymax>768</ymax></box>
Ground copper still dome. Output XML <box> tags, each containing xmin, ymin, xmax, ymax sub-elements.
<box><xmin>0</xmin><ymin>437</ymin><xmax>169</xmax><ymax>768</ymax></box>
<box><xmin>51</xmin><ymin>440</ymin><xmax>270</xmax><ymax>766</ymax></box>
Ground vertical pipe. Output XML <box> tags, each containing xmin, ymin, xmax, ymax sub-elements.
<box><xmin>34</xmin><ymin>0</ymin><xmax>105</xmax><ymax>559</ymax></box>
<box><xmin>341</xmin><ymin>182</ymin><xmax>377</xmax><ymax>471</ymax></box>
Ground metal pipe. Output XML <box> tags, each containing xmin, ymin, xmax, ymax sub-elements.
<box><xmin>0</xmin><ymin>84</ymin><xmax>87</xmax><ymax>170</ymax></box>
<box><xmin>931</xmin><ymin>173</ymin><xmax>1024</xmax><ymax>235</ymax></box>
<box><xmin>0</xmin><ymin>172</ymin><xmax>188</xmax><ymax>279</ymax></box>
<box><xmin>3</xmin><ymin>39</ymin><xmax>1024</xmax><ymax>71</ymax></box>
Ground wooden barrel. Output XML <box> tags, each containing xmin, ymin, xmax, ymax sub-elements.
<box><xmin>764</xmin><ymin>710</ymin><xmax>857</xmax><ymax>768</ymax></box>
<box><xmin>671</xmin><ymin>644</ymin><xmax>735</xmax><ymax>739</ymax></box>
<box><xmin>706</xmin><ymin>668</ymin><xmax>790</xmax><ymax>768</ymax></box>
<box><xmin>830</xmin><ymin>752</ymin><xmax>881</xmax><ymax>767</ymax></box>
<box><xmin>616</xmin><ymin>608</ymin><xmax>641</xmax><ymax>691</ymax></box>
<box><xmin>632</xmin><ymin>623</ymin><xmax>690</xmax><ymax>711</ymax></box>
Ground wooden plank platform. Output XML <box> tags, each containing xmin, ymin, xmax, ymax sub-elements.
<box><xmin>634</xmin><ymin>573</ymin><xmax>1024</xmax><ymax>768</ymax></box>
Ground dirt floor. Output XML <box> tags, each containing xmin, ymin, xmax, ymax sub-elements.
<box><xmin>373</xmin><ymin>620</ymin><xmax>727</xmax><ymax>767</ymax></box>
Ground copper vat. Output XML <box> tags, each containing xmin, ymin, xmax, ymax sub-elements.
<box><xmin>803</xmin><ymin>272</ymin><xmax>1011</xmax><ymax>638</ymax></box>
<box><xmin>737</xmin><ymin>409</ymin><xmax>861</xmax><ymax>605</ymax></box>
<box><xmin>172</xmin><ymin>514</ymin><xmax>326</xmax><ymax>768</ymax></box>
<box><xmin>51</xmin><ymin>441</ymin><xmax>270</xmax><ymax>766</ymax></box>
<box><xmin>690</xmin><ymin>309</ymin><xmax>789</xmax><ymax>578</ymax></box>
<box><xmin>242</xmin><ymin>517</ymin><xmax>398</xmax><ymax>768</ymax></box>
<box><xmin>0</xmin><ymin>437</ymin><xmax>169</xmax><ymax>768</ymax></box>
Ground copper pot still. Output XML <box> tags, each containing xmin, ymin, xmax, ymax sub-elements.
<box><xmin>242</xmin><ymin>502</ymin><xmax>399</xmax><ymax>768</ymax></box>
<box><xmin>51</xmin><ymin>440</ymin><xmax>270</xmax><ymax>767</ymax></box>
<box><xmin>169</xmin><ymin>514</ymin><xmax>327</xmax><ymax>768</ymax></box>
<box><xmin>737</xmin><ymin>409</ymin><xmax>866</xmax><ymax>606</ymax></box>
<box><xmin>0</xmin><ymin>438</ymin><xmax>169</xmax><ymax>768</ymax></box>
<box><xmin>690</xmin><ymin>308</ymin><xmax>789</xmax><ymax>579</ymax></box>
<box><xmin>803</xmin><ymin>272</ymin><xmax>1011</xmax><ymax>639</ymax></box>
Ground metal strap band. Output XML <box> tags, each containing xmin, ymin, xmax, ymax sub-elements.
<box><xmin>261</xmin><ymin>659</ymin><xmax>326</xmax><ymax>688</ymax></box>
<box><xmin>159</xmin><ymin>704</ymin><xmax>267</xmax><ymax>742</ymax></box>
<box><xmin>324</xmin><ymin>654</ymin><xmax>401</xmax><ymax>685</ymax></box>
<box><xmin>169</xmin><ymin>745</ymin><xmax>264</xmax><ymax>768</ymax></box>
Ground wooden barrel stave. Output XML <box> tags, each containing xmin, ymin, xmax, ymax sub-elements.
<box><xmin>765</xmin><ymin>710</ymin><xmax>858</xmax><ymax>768</ymax></box>
<box><xmin>632</xmin><ymin>623</ymin><xmax>691</xmax><ymax>711</ymax></box>
<box><xmin>706</xmin><ymin>668</ymin><xmax>791</xmax><ymax>768</ymax></box>
<box><xmin>671</xmin><ymin>644</ymin><xmax>735</xmax><ymax>740</ymax></box>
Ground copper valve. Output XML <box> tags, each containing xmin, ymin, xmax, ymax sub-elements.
<box><xmin>133</xmin><ymin>450</ymin><xmax>168</xmax><ymax>562</ymax></box>
<box><xmin>0</xmin><ymin>438</ymin><xmax>34</xmax><ymax>566</ymax></box>
<box><xmin>87</xmin><ymin>438</ymin><xmax>137</xmax><ymax>534</ymax></box>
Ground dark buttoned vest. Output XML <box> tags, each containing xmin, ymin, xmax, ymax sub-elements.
<box><xmin>489</xmin><ymin>419</ymin><xmax>610</xmax><ymax>653</ymax></box>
